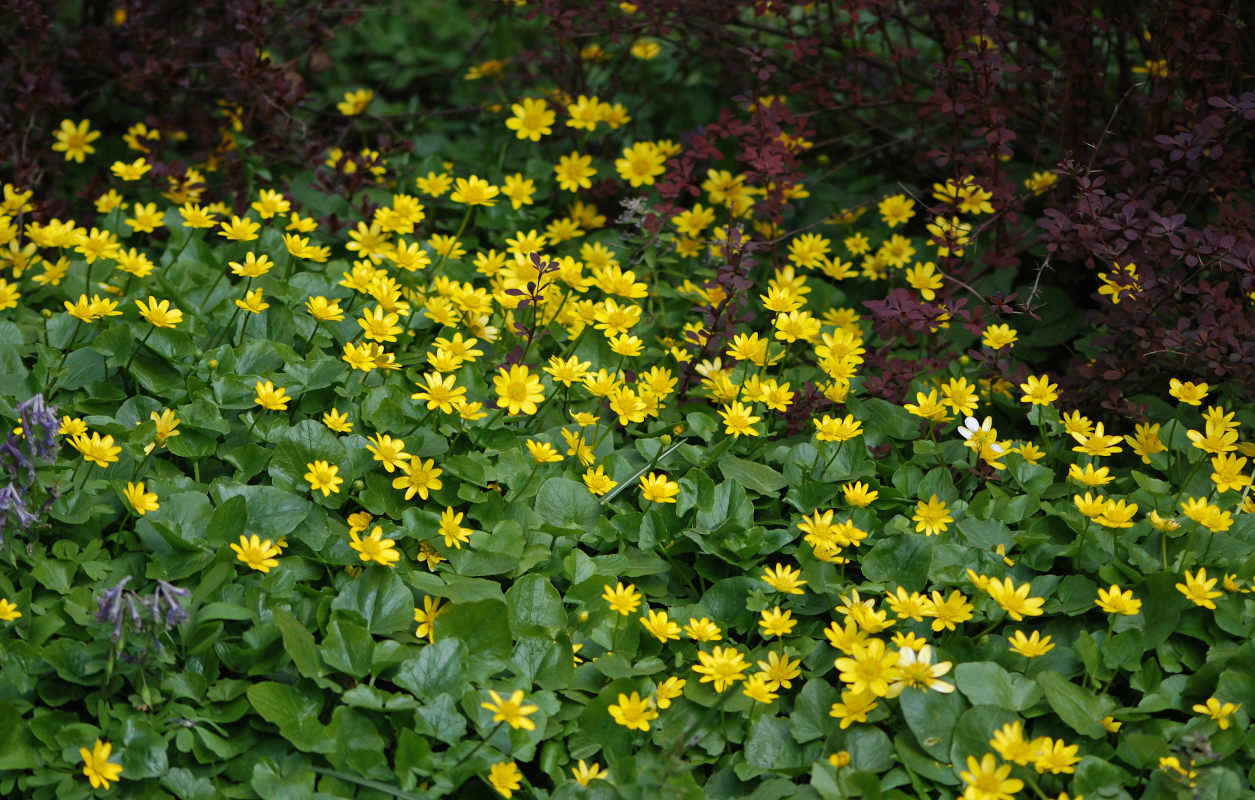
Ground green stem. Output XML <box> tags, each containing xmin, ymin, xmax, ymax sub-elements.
<box><xmin>305</xmin><ymin>766</ymin><xmax>425</xmax><ymax>800</ymax></box>
<box><xmin>1176</xmin><ymin>522</ymin><xmax>1204</xmax><ymax>573</ymax></box>
<box><xmin>123</xmin><ymin>326</ymin><xmax>157</xmax><ymax>374</ymax></box>
<box><xmin>452</xmin><ymin>720</ymin><xmax>504</xmax><ymax>771</ymax></box>
<box><xmin>428</xmin><ymin>206</ymin><xmax>474</xmax><ymax>287</ymax></box>
<box><xmin>1073</xmin><ymin>518</ymin><xmax>1090</xmax><ymax>572</ymax></box>
<box><xmin>509</xmin><ymin>461</ymin><xmax>542</xmax><ymax>502</ymax></box>
<box><xmin>818</xmin><ymin>440</ymin><xmax>847</xmax><ymax>481</ymax></box>
<box><xmin>168</xmin><ymin>228</ymin><xmax>198</xmax><ymax>266</ymax></box>
<box><xmin>600</xmin><ymin>439</ymin><xmax>686</xmax><ymax>505</ymax></box>
<box><xmin>303</xmin><ymin>319</ymin><xmax>323</xmax><ymax>356</ymax></box>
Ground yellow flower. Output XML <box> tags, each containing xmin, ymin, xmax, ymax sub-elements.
<box><xmin>230</xmin><ymin>534</ymin><xmax>281</xmax><ymax>573</ymax></box>
<box><xmin>305</xmin><ymin>460</ymin><xmax>343</xmax><ymax>496</ymax></box>
<box><xmin>135</xmin><ymin>296</ymin><xmax>183</xmax><ymax>328</ymax></box>
<box><xmin>758</xmin><ymin>606</ymin><xmax>797</xmax><ymax>637</ymax></box>
<box><xmin>52</xmin><ymin>119</ymin><xmax>101</xmax><ymax>162</ymax></box>
<box><xmin>640</xmin><ymin>608</ymin><xmax>681</xmax><ymax>642</ymax></box>
<box><xmin>391</xmin><ymin>457</ymin><xmax>442</xmax><ymax>501</ymax></box>
<box><xmin>1169</xmin><ymin>378</ymin><xmax>1209</xmax><ymax>406</ymax></box>
<box><xmin>762</xmin><ymin>563</ymin><xmax>807</xmax><ymax>595</ymax></box>
<box><xmin>365</xmin><ymin>434</ymin><xmax>409</xmax><ymax>472</ymax></box>
<box><xmin>525</xmin><ymin>439</ymin><xmax>564</xmax><ymax>464</ymax></box>
<box><xmin>123</xmin><ymin>482</ymin><xmax>160</xmax><ymax>515</ymax></box>
<box><xmin>1007</xmin><ymin>629</ymin><xmax>1054</xmax><ymax>657</ymax></box>
<box><xmin>1096</xmin><ymin>585</ymin><xmax>1142</xmax><ymax>615</ymax></box>
<box><xmin>742</xmin><ymin>672</ymin><xmax>779</xmax><ymax>704</ymax></box>
<box><xmin>1071</xmin><ymin>422</ymin><xmax>1123</xmax><ymax>457</ymax></box>
<box><xmin>1192</xmin><ymin>697</ymin><xmax>1241</xmax><ymax>730</ymax></box>
<box><xmin>655</xmin><ymin>676</ymin><xmax>685</xmax><ymax>708</ymax></box>
<box><xmin>639</xmin><ymin>471</ymin><xmax>679</xmax><ymax>503</ymax></box>
<box><xmin>834</xmin><ymin>638</ymin><xmax>901</xmax><ymax>697</ymax></box>
<box><xmin>450</xmin><ymin>175</ymin><xmax>500</xmax><ymax>207</ymax></box>
<box><xmin>913</xmin><ymin>495</ymin><xmax>953</xmax><ymax>535</ymax></box>
<box><xmin>602</xmin><ymin>582</ymin><xmax>642</xmax><ymax>616</ymax></box>
<box><xmin>904</xmin><ymin>389</ymin><xmax>949</xmax><ymax>421</ymax></box>
<box><xmin>69</xmin><ymin>431</ymin><xmax>121</xmax><ymax>468</ymax></box>
<box><xmin>253</xmin><ymin>380</ymin><xmax>290</xmax><ymax>411</ymax></box>
<box><xmin>494</xmin><ymin>364</ymin><xmax>545</xmax><ymax>416</ymax></box>
<box><xmin>235</xmin><ymin>288</ymin><xmax>269</xmax><ymax>314</ymax></box>
<box><xmin>828</xmin><ymin>689</ymin><xmax>878</xmax><ymax>729</ymax></box>
<box><xmin>981</xmin><ymin>323</ymin><xmax>1018</xmax><ymax>350</ymax></box>
<box><xmin>480</xmin><ymin>689</ymin><xmax>539</xmax><ymax>730</ymax></box>
<box><xmin>813</xmin><ymin>413</ymin><xmax>862</xmax><ymax>442</ymax></box>
<box><xmin>877</xmin><ymin>193</ymin><xmax>915</xmax><ymax>228</ymax></box>
<box><xmin>306</xmin><ymin>296</ymin><xmax>345</xmax><ymax>321</ymax></box>
<box><xmin>960</xmin><ymin>753</ymin><xmax>1022</xmax><ymax>800</ymax></box>
<box><xmin>322</xmin><ymin>409</ymin><xmax>353</xmax><ymax>433</ymax></box>
<box><xmin>438</xmin><ymin>507</ymin><xmax>472</xmax><ymax>549</ymax></box>
<box><xmin>571</xmin><ymin>759</ymin><xmax>609</xmax><ymax>786</ymax></box>
<box><xmin>218</xmin><ymin>215</ymin><xmax>261</xmax><ymax>242</ymax></box>
<box><xmin>983</xmin><ymin>577</ymin><xmax>1044</xmax><ymax>620</ymax></box>
<box><xmin>1019</xmin><ymin>375</ymin><xmax>1059</xmax><ymax>405</ymax></box>
<box><xmin>111</xmin><ymin>157</ymin><xmax>151</xmax><ymax>181</ymax></box>
<box><xmin>692</xmin><ymin>645</ymin><xmax>750</xmax><ymax>692</ymax></box>
<box><xmin>842</xmin><ymin>480</ymin><xmax>878</xmax><ymax>507</ymax></box>
<box><xmin>505</xmin><ymin>97</ymin><xmax>555</xmax><ymax>141</ymax></box>
<box><xmin>1094</xmin><ymin>498</ymin><xmax>1138</xmax><ymax>528</ymax></box>
<box><xmin>488</xmin><ymin>761</ymin><xmax>522</xmax><ymax>798</ymax></box>
<box><xmin>609</xmin><ymin>691</ymin><xmax>658</xmax><ymax>730</ymax></box>
<box><xmin>757</xmin><ymin>650</ymin><xmax>802</xmax><ymax>691</ymax></box>
<box><xmin>1068</xmin><ymin>462</ymin><xmax>1113</xmax><ymax>487</ymax></box>
<box><xmin>80</xmin><ymin>739</ymin><xmax>124</xmax><ymax>790</ymax></box>
<box><xmin>229</xmin><ymin>252</ymin><xmax>273</xmax><ymax>277</ymax></box>
<box><xmin>718</xmin><ymin>401</ymin><xmax>760</xmax><ymax>437</ymax></box>
<box><xmin>413</xmin><ymin>595</ymin><xmax>446</xmax><ymax>641</ymax></box>
<box><xmin>554</xmin><ymin>151</ymin><xmax>597</xmax><ymax>192</ymax></box>
<box><xmin>615</xmin><ymin>141</ymin><xmax>667</xmax><ymax>187</ymax></box>
<box><xmin>684</xmin><ymin>617</ymin><xmax>722</xmax><ymax>642</ymax></box>
<box><xmin>336</xmin><ymin>88</ymin><xmax>374</xmax><ymax>116</ymax></box>
<box><xmin>582</xmin><ymin>465</ymin><xmax>618</xmax><ymax>496</ymax></box>
<box><xmin>350</xmin><ymin>526</ymin><xmax>400</xmax><ymax>567</ymax></box>
<box><xmin>0</xmin><ymin>598</ymin><xmax>21</xmax><ymax>621</ymax></box>
<box><xmin>1176</xmin><ymin>568</ymin><xmax>1223</xmax><ymax>608</ymax></box>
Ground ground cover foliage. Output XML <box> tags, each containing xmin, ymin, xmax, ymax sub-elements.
<box><xmin>1</xmin><ymin>1</ymin><xmax>1254</xmax><ymax>798</ymax></box>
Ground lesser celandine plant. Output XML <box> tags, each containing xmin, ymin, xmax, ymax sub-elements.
<box><xmin>0</xmin><ymin>5</ymin><xmax>1251</xmax><ymax>800</ymax></box>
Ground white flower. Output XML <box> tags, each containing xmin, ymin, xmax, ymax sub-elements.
<box><xmin>887</xmin><ymin>644</ymin><xmax>956</xmax><ymax>697</ymax></box>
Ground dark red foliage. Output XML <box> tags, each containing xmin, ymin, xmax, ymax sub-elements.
<box><xmin>507</xmin><ymin>0</ymin><xmax>1255</xmax><ymax>406</ymax></box>
<box><xmin>0</xmin><ymin>0</ymin><xmax>359</xmax><ymax>207</ymax></box>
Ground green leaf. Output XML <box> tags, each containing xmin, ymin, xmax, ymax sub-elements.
<box><xmin>212</xmin><ymin>484</ymin><xmax>314</xmax><ymax>542</ymax></box>
<box><xmin>326</xmin><ymin>706</ymin><xmax>389</xmax><ymax>779</ymax></box>
<box><xmin>861</xmin><ymin>534</ymin><xmax>933</xmax><ymax>588</ymax></box>
<box><xmin>251</xmin><ymin>756</ymin><xmax>315</xmax><ymax>800</ymax></box>
<box><xmin>433</xmin><ymin>599</ymin><xmax>512</xmax><ymax>682</ymax></box>
<box><xmin>506</xmin><ymin>573</ymin><xmax>565</xmax><ymax>636</ymax></box>
<box><xmin>1036</xmin><ymin>672</ymin><xmax>1110</xmax><ymax>738</ymax></box>
<box><xmin>745</xmin><ymin>716</ymin><xmax>793</xmax><ymax>769</ymax></box>
<box><xmin>899</xmin><ymin>687</ymin><xmax>966</xmax><ymax>759</ymax></box>
<box><xmin>948</xmin><ymin>705</ymin><xmax>1019</xmax><ymax>770</ymax></box>
<box><xmin>268</xmin><ymin>419</ymin><xmax>348</xmax><ymax>496</ymax></box>
<box><xmin>954</xmin><ymin>662</ymin><xmax>1042</xmax><ymax>711</ymax></box>
<box><xmin>790</xmin><ymin>679</ymin><xmax>839</xmax><ymax>743</ymax></box>
<box><xmin>271</xmin><ymin>607</ymin><xmax>330</xmax><ymax>685</ymax></box>
<box><xmin>534</xmin><ymin>477</ymin><xmax>604</xmax><ymax>530</ymax></box>
<box><xmin>394</xmin><ymin>638</ymin><xmax>470</xmax><ymax>700</ymax></box>
<box><xmin>321</xmin><ymin>619</ymin><xmax>374</xmax><ymax>678</ymax></box>
<box><xmin>719</xmin><ymin>456</ymin><xmax>786</xmax><ymax>494</ymax></box>
<box><xmin>413</xmin><ymin>693</ymin><xmax>468</xmax><ymax>742</ymax></box>
<box><xmin>118</xmin><ymin>717</ymin><xmax>169</xmax><ymax>780</ymax></box>
<box><xmin>247</xmin><ymin>682</ymin><xmax>330</xmax><ymax>753</ymax></box>
<box><xmin>330</xmin><ymin>568</ymin><xmax>414</xmax><ymax>635</ymax></box>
